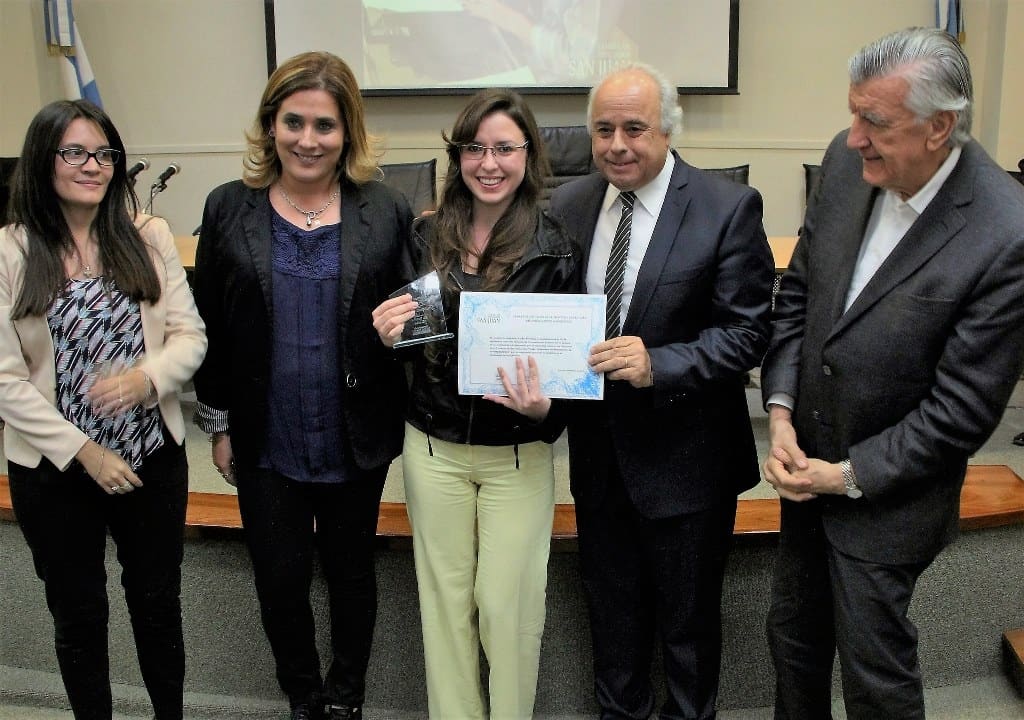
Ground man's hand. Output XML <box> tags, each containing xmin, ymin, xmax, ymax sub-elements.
<box><xmin>763</xmin><ymin>406</ymin><xmax>849</xmax><ymax>500</ymax></box>
<box><xmin>788</xmin><ymin>458</ymin><xmax>847</xmax><ymax>496</ymax></box>
<box><xmin>763</xmin><ymin>406</ymin><xmax>816</xmax><ymax>501</ymax></box>
<box><xmin>589</xmin><ymin>336</ymin><xmax>652</xmax><ymax>388</ymax></box>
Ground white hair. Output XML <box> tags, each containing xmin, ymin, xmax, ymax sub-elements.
<box><xmin>586</xmin><ymin>62</ymin><xmax>683</xmax><ymax>140</ymax></box>
<box><xmin>849</xmin><ymin>27</ymin><xmax>972</xmax><ymax>147</ymax></box>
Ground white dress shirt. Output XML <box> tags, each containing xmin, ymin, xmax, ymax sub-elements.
<box><xmin>844</xmin><ymin>146</ymin><xmax>962</xmax><ymax>310</ymax></box>
<box><xmin>585</xmin><ymin>153</ymin><xmax>674</xmax><ymax>331</ymax></box>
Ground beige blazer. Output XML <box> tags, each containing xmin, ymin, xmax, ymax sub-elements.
<box><xmin>0</xmin><ymin>215</ymin><xmax>207</xmax><ymax>470</ymax></box>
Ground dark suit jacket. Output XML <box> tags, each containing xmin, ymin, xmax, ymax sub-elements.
<box><xmin>550</xmin><ymin>152</ymin><xmax>774</xmax><ymax>519</ymax></box>
<box><xmin>762</xmin><ymin>131</ymin><xmax>1024</xmax><ymax>565</ymax></box>
<box><xmin>192</xmin><ymin>179</ymin><xmax>412</xmax><ymax>471</ymax></box>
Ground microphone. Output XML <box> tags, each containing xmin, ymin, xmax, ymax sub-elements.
<box><xmin>154</xmin><ymin>163</ymin><xmax>181</xmax><ymax>185</ymax></box>
<box><xmin>126</xmin><ymin>158</ymin><xmax>149</xmax><ymax>181</ymax></box>
<box><xmin>144</xmin><ymin>162</ymin><xmax>182</xmax><ymax>214</ymax></box>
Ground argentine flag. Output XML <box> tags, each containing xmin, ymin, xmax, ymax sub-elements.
<box><xmin>44</xmin><ymin>0</ymin><xmax>102</xmax><ymax>107</ymax></box>
<box><xmin>935</xmin><ymin>0</ymin><xmax>965</xmax><ymax>43</ymax></box>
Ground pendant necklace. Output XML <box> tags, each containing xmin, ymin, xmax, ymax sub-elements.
<box><xmin>279</xmin><ymin>185</ymin><xmax>339</xmax><ymax>227</ymax></box>
<box><xmin>75</xmin><ymin>244</ymin><xmax>95</xmax><ymax>278</ymax></box>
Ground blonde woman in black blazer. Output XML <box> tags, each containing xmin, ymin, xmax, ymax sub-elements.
<box><xmin>192</xmin><ymin>52</ymin><xmax>410</xmax><ymax>720</ymax></box>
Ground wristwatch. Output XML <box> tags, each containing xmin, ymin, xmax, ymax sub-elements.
<box><xmin>840</xmin><ymin>459</ymin><xmax>862</xmax><ymax>499</ymax></box>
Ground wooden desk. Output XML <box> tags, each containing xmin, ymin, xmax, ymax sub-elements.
<box><xmin>175</xmin><ymin>235</ymin><xmax>197</xmax><ymax>271</ymax></box>
<box><xmin>768</xmin><ymin>236</ymin><xmax>797</xmax><ymax>272</ymax></box>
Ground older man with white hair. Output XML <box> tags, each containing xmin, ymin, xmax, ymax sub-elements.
<box><xmin>762</xmin><ymin>27</ymin><xmax>1024</xmax><ymax>719</ymax></box>
<box><xmin>550</xmin><ymin>63</ymin><xmax>774</xmax><ymax>719</ymax></box>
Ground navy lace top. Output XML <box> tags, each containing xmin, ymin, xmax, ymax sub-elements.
<box><xmin>259</xmin><ymin>210</ymin><xmax>350</xmax><ymax>483</ymax></box>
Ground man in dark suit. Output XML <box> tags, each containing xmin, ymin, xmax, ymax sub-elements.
<box><xmin>761</xmin><ymin>27</ymin><xmax>1024</xmax><ymax>720</ymax></box>
<box><xmin>549</xmin><ymin>64</ymin><xmax>774</xmax><ymax>719</ymax></box>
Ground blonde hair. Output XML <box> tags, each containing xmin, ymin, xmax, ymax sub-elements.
<box><xmin>243</xmin><ymin>51</ymin><xmax>379</xmax><ymax>187</ymax></box>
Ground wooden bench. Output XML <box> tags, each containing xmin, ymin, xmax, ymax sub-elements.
<box><xmin>2</xmin><ymin>464</ymin><xmax>1023</xmax><ymax>538</ymax></box>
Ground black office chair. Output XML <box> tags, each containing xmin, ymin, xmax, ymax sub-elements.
<box><xmin>803</xmin><ymin>163</ymin><xmax>822</xmax><ymax>203</ymax></box>
<box><xmin>700</xmin><ymin>164</ymin><xmax>750</xmax><ymax>186</ymax></box>
<box><xmin>538</xmin><ymin>125</ymin><xmax>596</xmax><ymax>209</ymax></box>
<box><xmin>1009</xmin><ymin>158</ymin><xmax>1024</xmax><ymax>186</ymax></box>
<box><xmin>379</xmin><ymin>159</ymin><xmax>437</xmax><ymax>216</ymax></box>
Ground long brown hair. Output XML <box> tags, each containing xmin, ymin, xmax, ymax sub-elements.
<box><xmin>243</xmin><ymin>51</ymin><xmax>379</xmax><ymax>188</ymax></box>
<box><xmin>7</xmin><ymin>100</ymin><xmax>160</xmax><ymax>320</ymax></box>
<box><xmin>432</xmin><ymin>89</ymin><xmax>549</xmax><ymax>292</ymax></box>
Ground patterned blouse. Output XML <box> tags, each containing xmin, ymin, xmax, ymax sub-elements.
<box><xmin>47</xmin><ymin>277</ymin><xmax>164</xmax><ymax>470</ymax></box>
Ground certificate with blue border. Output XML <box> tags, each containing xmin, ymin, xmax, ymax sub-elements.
<box><xmin>457</xmin><ymin>292</ymin><xmax>605</xmax><ymax>400</ymax></box>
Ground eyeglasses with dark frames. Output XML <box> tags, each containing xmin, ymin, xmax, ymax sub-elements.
<box><xmin>457</xmin><ymin>141</ymin><xmax>529</xmax><ymax>160</ymax></box>
<box><xmin>56</xmin><ymin>146</ymin><xmax>122</xmax><ymax>167</ymax></box>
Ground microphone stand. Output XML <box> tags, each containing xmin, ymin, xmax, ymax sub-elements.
<box><xmin>144</xmin><ymin>178</ymin><xmax>168</xmax><ymax>214</ymax></box>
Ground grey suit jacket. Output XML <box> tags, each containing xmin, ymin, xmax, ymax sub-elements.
<box><xmin>550</xmin><ymin>152</ymin><xmax>775</xmax><ymax>518</ymax></box>
<box><xmin>762</xmin><ymin>130</ymin><xmax>1024</xmax><ymax>564</ymax></box>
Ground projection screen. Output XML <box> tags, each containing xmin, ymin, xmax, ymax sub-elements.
<box><xmin>268</xmin><ymin>0</ymin><xmax>738</xmax><ymax>95</ymax></box>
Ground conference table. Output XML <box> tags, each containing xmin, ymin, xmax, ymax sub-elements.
<box><xmin>175</xmin><ymin>235</ymin><xmax>197</xmax><ymax>271</ymax></box>
<box><xmin>174</xmin><ymin>235</ymin><xmax>800</xmax><ymax>274</ymax></box>
<box><xmin>767</xmin><ymin>236</ymin><xmax>797</xmax><ymax>272</ymax></box>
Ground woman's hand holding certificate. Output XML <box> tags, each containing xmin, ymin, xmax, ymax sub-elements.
<box><xmin>482</xmin><ymin>355</ymin><xmax>552</xmax><ymax>421</ymax></box>
<box><xmin>458</xmin><ymin>291</ymin><xmax>605</xmax><ymax>400</ymax></box>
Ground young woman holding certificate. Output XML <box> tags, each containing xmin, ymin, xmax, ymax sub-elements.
<box><xmin>372</xmin><ymin>89</ymin><xmax>581</xmax><ymax>719</ymax></box>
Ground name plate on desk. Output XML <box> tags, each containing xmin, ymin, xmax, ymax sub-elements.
<box><xmin>457</xmin><ymin>292</ymin><xmax>605</xmax><ymax>400</ymax></box>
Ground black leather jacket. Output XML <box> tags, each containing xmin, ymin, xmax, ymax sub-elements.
<box><xmin>403</xmin><ymin>211</ymin><xmax>581</xmax><ymax>448</ymax></box>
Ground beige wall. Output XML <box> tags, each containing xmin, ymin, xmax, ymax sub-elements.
<box><xmin>994</xmin><ymin>0</ymin><xmax>1024</xmax><ymax>167</ymax></box>
<box><xmin>3</xmin><ymin>0</ymin><xmax>1021</xmax><ymax>237</ymax></box>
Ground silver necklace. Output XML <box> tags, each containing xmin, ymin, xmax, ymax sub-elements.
<box><xmin>74</xmin><ymin>244</ymin><xmax>96</xmax><ymax>278</ymax></box>
<box><xmin>279</xmin><ymin>186</ymin><xmax>339</xmax><ymax>227</ymax></box>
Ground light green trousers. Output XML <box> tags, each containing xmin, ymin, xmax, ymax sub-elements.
<box><xmin>403</xmin><ymin>423</ymin><xmax>555</xmax><ymax>720</ymax></box>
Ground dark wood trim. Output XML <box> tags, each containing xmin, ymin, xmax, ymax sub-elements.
<box><xmin>3</xmin><ymin>465</ymin><xmax>1022</xmax><ymax>540</ymax></box>
<box><xmin>1002</xmin><ymin>628</ymin><xmax>1024</xmax><ymax>697</ymax></box>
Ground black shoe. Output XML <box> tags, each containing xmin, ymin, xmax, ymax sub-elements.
<box><xmin>1014</xmin><ymin>431</ymin><xmax>1024</xmax><ymax>446</ymax></box>
<box><xmin>291</xmin><ymin>703</ymin><xmax>317</xmax><ymax>720</ymax></box>
<box><xmin>323</xmin><ymin>705</ymin><xmax>362</xmax><ymax>720</ymax></box>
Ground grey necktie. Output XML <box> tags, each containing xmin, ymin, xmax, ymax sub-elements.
<box><xmin>604</xmin><ymin>191</ymin><xmax>635</xmax><ymax>339</ymax></box>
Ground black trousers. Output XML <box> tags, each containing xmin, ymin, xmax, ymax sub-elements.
<box><xmin>9</xmin><ymin>436</ymin><xmax>188</xmax><ymax>720</ymax></box>
<box><xmin>573</xmin><ymin>447</ymin><xmax>737</xmax><ymax>720</ymax></box>
<box><xmin>235</xmin><ymin>465</ymin><xmax>387</xmax><ymax>709</ymax></box>
<box><xmin>767</xmin><ymin>501</ymin><xmax>932</xmax><ymax>720</ymax></box>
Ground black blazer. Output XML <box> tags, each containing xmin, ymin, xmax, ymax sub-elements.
<box><xmin>762</xmin><ymin>131</ymin><xmax>1024</xmax><ymax>564</ymax></box>
<box><xmin>550</xmin><ymin>152</ymin><xmax>775</xmax><ymax>518</ymax></box>
<box><xmin>192</xmin><ymin>179</ymin><xmax>412</xmax><ymax>471</ymax></box>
